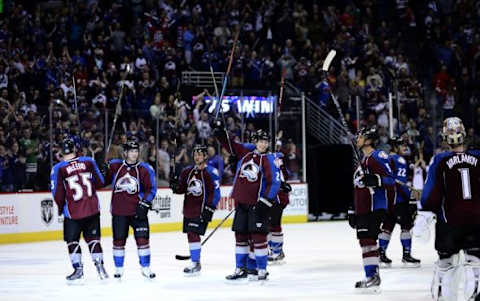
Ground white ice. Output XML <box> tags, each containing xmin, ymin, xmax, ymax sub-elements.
<box><xmin>0</xmin><ymin>222</ymin><xmax>436</xmax><ymax>301</ymax></box>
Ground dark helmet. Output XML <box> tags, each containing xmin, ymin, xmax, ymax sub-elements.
<box><xmin>358</xmin><ymin>126</ymin><xmax>378</xmax><ymax>144</ymax></box>
<box><xmin>124</xmin><ymin>140</ymin><xmax>140</xmax><ymax>151</ymax></box>
<box><xmin>61</xmin><ymin>138</ymin><xmax>75</xmax><ymax>154</ymax></box>
<box><xmin>389</xmin><ymin>136</ymin><xmax>405</xmax><ymax>148</ymax></box>
<box><xmin>192</xmin><ymin>144</ymin><xmax>208</xmax><ymax>155</ymax></box>
<box><xmin>252</xmin><ymin>129</ymin><xmax>270</xmax><ymax>141</ymax></box>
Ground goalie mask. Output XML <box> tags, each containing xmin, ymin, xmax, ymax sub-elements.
<box><xmin>441</xmin><ymin>117</ymin><xmax>466</xmax><ymax>146</ymax></box>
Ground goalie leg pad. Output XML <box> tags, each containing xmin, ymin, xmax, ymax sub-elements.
<box><xmin>431</xmin><ymin>256</ymin><xmax>461</xmax><ymax>301</ymax></box>
<box><xmin>464</xmin><ymin>254</ymin><xmax>480</xmax><ymax>301</ymax></box>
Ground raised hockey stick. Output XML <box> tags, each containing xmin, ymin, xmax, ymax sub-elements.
<box><xmin>214</xmin><ymin>20</ymin><xmax>243</xmax><ymax>119</ymax></box>
<box><xmin>175</xmin><ymin>208</ymin><xmax>235</xmax><ymax>260</ymax></box>
<box><xmin>106</xmin><ymin>64</ymin><xmax>130</xmax><ymax>156</ymax></box>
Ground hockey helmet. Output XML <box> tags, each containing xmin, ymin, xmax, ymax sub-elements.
<box><xmin>61</xmin><ymin>138</ymin><xmax>75</xmax><ymax>155</ymax></box>
<box><xmin>358</xmin><ymin>126</ymin><xmax>378</xmax><ymax>143</ymax></box>
<box><xmin>192</xmin><ymin>144</ymin><xmax>208</xmax><ymax>156</ymax></box>
<box><xmin>252</xmin><ymin>129</ymin><xmax>270</xmax><ymax>142</ymax></box>
<box><xmin>124</xmin><ymin>140</ymin><xmax>140</xmax><ymax>151</ymax></box>
<box><xmin>442</xmin><ymin>117</ymin><xmax>466</xmax><ymax>146</ymax></box>
<box><xmin>389</xmin><ymin>136</ymin><xmax>405</xmax><ymax>147</ymax></box>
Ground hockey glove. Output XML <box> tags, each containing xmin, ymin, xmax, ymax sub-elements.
<box><xmin>361</xmin><ymin>174</ymin><xmax>382</xmax><ymax>188</ymax></box>
<box><xmin>135</xmin><ymin>201</ymin><xmax>150</xmax><ymax>220</ymax></box>
<box><xmin>210</xmin><ymin>118</ymin><xmax>226</xmax><ymax>137</ymax></box>
<box><xmin>169</xmin><ymin>176</ymin><xmax>179</xmax><ymax>193</ymax></box>
<box><xmin>347</xmin><ymin>208</ymin><xmax>356</xmax><ymax>229</ymax></box>
<box><xmin>201</xmin><ymin>205</ymin><xmax>215</xmax><ymax>223</ymax></box>
<box><xmin>408</xmin><ymin>199</ymin><xmax>418</xmax><ymax>221</ymax></box>
<box><xmin>280</xmin><ymin>181</ymin><xmax>292</xmax><ymax>193</ymax></box>
<box><xmin>99</xmin><ymin>161</ymin><xmax>109</xmax><ymax>178</ymax></box>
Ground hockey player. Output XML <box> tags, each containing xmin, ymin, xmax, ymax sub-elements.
<box><xmin>378</xmin><ymin>136</ymin><xmax>420</xmax><ymax>268</ymax></box>
<box><xmin>105</xmin><ymin>140</ymin><xmax>157</xmax><ymax>279</ymax></box>
<box><xmin>267</xmin><ymin>150</ymin><xmax>292</xmax><ymax>263</ymax></box>
<box><xmin>422</xmin><ymin>117</ymin><xmax>480</xmax><ymax>301</ymax></box>
<box><xmin>50</xmin><ymin>138</ymin><xmax>108</xmax><ymax>282</ymax></box>
<box><xmin>170</xmin><ymin>144</ymin><xmax>221</xmax><ymax>275</ymax></box>
<box><xmin>349</xmin><ymin>126</ymin><xmax>395</xmax><ymax>292</ymax></box>
<box><xmin>211</xmin><ymin>120</ymin><xmax>281</xmax><ymax>281</ymax></box>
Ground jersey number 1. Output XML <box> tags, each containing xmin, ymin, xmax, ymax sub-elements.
<box><xmin>66</xmin><ymin>173</ymin><xmax>93</xmax><ymax>201</ymax></box>
<box><xmin>458</xmin><ymin>168</ymin><xmax>472</xmax><ymax>200</ymax></box>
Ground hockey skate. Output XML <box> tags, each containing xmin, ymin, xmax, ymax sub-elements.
<box><xmin>402</xmin><ymin>251</ymin><xmax>421</xmax><ymax>268</ymax></box>
<box><xmin>66</xmin><ymin>265</ymin><xmax>84</xmax><ymax>284</ymax></box>
<box><xmin>355</xmin><ymin>274</ymin><xmax>381</xmax><ymax>294</ymax></box>
<box><xmin>141</xmin><ymin>267</ymin><xmax>156</xmax><ymax>279</ymax></box>
<box><xmin>183</xmin><ymin>262</ymin><xmax>201</xmax><ymax>277</ymax></box>
<box><xmin>94</xmin><ymin>260</ymin><xmax>109</xmax><ymax>280</ymax></box>
<box><xmin>379</xmin><ymin>249</ymin><xmax>392</xmax><ymax>268</ymax></box>
<box><xmin>113</xmin><ymin>267</ymin><xmax>123</xmax><ymax>279</ymax></box>
<box><xmin>257</xmin><ymin>269</ymin><xmax>268</xmax><ymax>282</ymax></box>
<box><xmin>225</xmin><ymin>268</ymin><xmax>248</xmax><ymax>281</ymax></box>
<box><xmin>268</xmin><ymin>251</ymin><xmax>285</xmax><ymax>265</ymax></box>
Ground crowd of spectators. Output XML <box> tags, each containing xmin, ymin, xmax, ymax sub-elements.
<box><xmin>0</xmin><ymin>0</ymin><xmax>479</xmax><ymax>192</ymax></box>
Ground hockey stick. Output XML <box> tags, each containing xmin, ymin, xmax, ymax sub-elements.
<box><xmin>274</xmin><ymin>68</ymin><xmax>286</xmax><ymax>147</ymax></box>
<box><xmin>208</xmin><ymin>56</ymin><xmax>235</xmax><ymax>156</ymax></box>
<box><xmin>106</xmin><ymin>64</ymin><xmax>130</xmax><ymax>156</ymax></box>
<box><xmin>175</xmin><ymin>208</ymin><xmax>235</xmax><ymax>260</ymax></box>
<box><xmin>214</xmin><ymin>20</ymin><xmax>243</xmax><ymax>119</ymax></box>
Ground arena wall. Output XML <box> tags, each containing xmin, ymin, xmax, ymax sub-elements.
<box><xmin>0</xmin><ymin>184</ymin><xmax>308</xmax><ymax>244</ymax></box>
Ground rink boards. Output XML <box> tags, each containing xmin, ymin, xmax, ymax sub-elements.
<box><xmin>0</xmin><ymin>184</ymin><xmax>308</xmax><ymax>244</ymax></box>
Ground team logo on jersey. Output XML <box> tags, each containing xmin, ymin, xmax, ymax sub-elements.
<box><xmin>274</xmin><ymin>157</ymin><xmax>283</xmax><ymax>168</ymax></box>
<box><xmin>398</xmin><ymin>157</ymin><xmax>406</xmax><ymax>164</ymax></box>
<box><xmin>353</xmin><ymin>166</ymin><xmax>365</xmax><ymax>188</ymax></box>
<box><xmin>115</xmin><ymin>173</ymin><xmax>139</xmax><ymax>194</ymax></box>
<box><xmin>187</xmin><ymin>177</ymin><xmax>203</xmax><ymax>196</ymax></box>
<box><xmin>378</xmin><ymin>151</ymin><xmax>388</xmax><ymax>159</ymax></box>
<box><xmin>40</xmin><ymin>199</ymin><xmax>54</xmax><ymax>226</ymax></box>
<box><xmin>240</xmin><ymin>159</ymin><xmax>260</xmax><ymax>182</ymax></box>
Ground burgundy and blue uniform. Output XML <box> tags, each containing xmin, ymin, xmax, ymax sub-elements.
<box><xmin>216</xmin><ymin>134</ymin><xmax>281</xmax><ymax>272</ymax></box>
<box><xmin>50</xmin><ymin>156</ymin><xmax>105</xmax><ymax>268</ymax></box>
<box><xmin>353</xmin><ymin>150</ymin><xmax>395</xmax><ymax>279</ymax></box>
<box><xmin>421</xmin><ymin>150</ymin><xmax>480</xmax><ymax>259</ymax></box>
<box><xmin>105</xmin><ymin>159</ymin><xmax>156</xmax><ymax>269</ymax></box>
<box><xmin>175</xmin><ymin>165</ymin><xmax>220</xmax><ymax>263</ymax></box>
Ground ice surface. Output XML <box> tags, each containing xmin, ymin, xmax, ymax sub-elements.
<box><xmin>0</xmin><ymin>222</ymin><xmax>436</xmax><ymax>301</ymax></box>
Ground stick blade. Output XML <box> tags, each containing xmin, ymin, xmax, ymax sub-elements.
<box><xmin>175</xmin><ymin>255</ymin><xmax>191</xmax><ymax>260</ymax></box>
<box><xmin>322</xmin><ymin>50</ymin><xmax>337</xmax><ymax>72</ymax></box>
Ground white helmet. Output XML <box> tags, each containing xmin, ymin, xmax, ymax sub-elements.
<box><xmin>442</xmin><ymin>117</ymin><xmax>466</xmax><ymax>146</ymax></box>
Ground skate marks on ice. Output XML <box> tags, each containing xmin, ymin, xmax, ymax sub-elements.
<box><xmin>0</xmin><ymin>222</ymin><xmax>436</xmax><ymax>301</ymax></box>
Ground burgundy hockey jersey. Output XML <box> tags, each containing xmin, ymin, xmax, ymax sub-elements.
<box><xmin>217</xmin><ymin>135</ymin><xmax>281</xmax><ymax>205</ymax></box>
<box><xmin>175</xmin><ymin>165</ymin><xmax>221</xmax><ymax>218</ymax></box>
<box><xmin>421</xmin><ymin>150</ymin><xmax>480</xmax><ymax>226</ymax></box>
<box><xmin>50</xmin><ymin>156</ymin><xmax>104</xmax><ymax>220</ymax></box>
<box><xmin>105</xmin><ymin>159</ymin><xmax>157</xmax><ymax>216</ymax></box>
<box><xmin>275</xmin><ymin>152</ymin><xmax>290</xmax><ymax>206</ymax></box>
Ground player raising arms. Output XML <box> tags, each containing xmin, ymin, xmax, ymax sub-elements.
<box><xmin>170</xmin><ymin>144</ymin><xmax>221</xmax><ymax>276</ymax></box>
<box><xmin>105</xmin><ymin>140</ymin><xmax>157</xmax><ymax>279</ymax></box>
<box><xmin>422</xmin><ymin>117</ymin><xmax>480</xmax><ymax>301</ymax></box>
<box><xmin>212</xmin><ymin>120</ymin><xmax>281</xmax><ymax>282</ymax></box>
<box><xmin>50</xmin><ymin>138</ymin><xmax>108</xmax><ymax>282</ymax></box>
<box><xmin>378</xmin><ymin>136</ymin><xmax>420</xmax><ymax>268</ymax></box>
<box><xmin>349</xmin><ymin>127</ymin><xmax>395</xmax><ymax>293</ymax></box>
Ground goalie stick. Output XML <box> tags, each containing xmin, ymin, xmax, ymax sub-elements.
<box><xmin>175</xmin><ymin>209</ymin><xmax>235</xmax><ymax>260</ymax></box>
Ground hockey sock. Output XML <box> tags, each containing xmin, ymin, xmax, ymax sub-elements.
<box><xmin>187</xmin><ymin>232</ymin><xmax>201</xmax><ymax>263</ymax></box>
<box><xmin>400</xmin><ymin>230</ymin><xmax>412</xmax><ymax>252</ymax></box>
<box><xmin>270</xmin><ymin>232</ymin><xmax>284</xmax><ymax>254</ymax></box>
<box><xmin>247</xmin><ymin>238</ymin><xmax>256</xmax><ymax>270</ymax></box>
<box><xmin>360</xmin><ymin>239</ymin><xmax>379</xmax><ymax>278</ymax></box>
<box><xmin>67</xmin><ymin>241</ymin><xmax>82</xmax><ymax>268</ymax></box>
<box><xmin>235</xmin><ymin>233</ymin><xmax>249</xmax><ymax>269</ymax></box>
<box><xmin>378</xmin><ymin>230</ymin><xmax>391</xmax><ymax>252</ymax></box>
<box><xmin>113</xmin><ymin>239</ymin><xmax>126</xmax><ymax>268</ymax></box>
<box><xmin>252</xmin><ymin>233</ymin><xmax>268</xmax><ymax>270</ymax></box>
<box><xmin>85</xmin><ymin>236</ymin><xmax>103</xmax><ymax>263</ymax></box>
<box><xmin>136</xmin><ymin>237</ymin><xmax>150</xmax><ymax>267</ymax></box>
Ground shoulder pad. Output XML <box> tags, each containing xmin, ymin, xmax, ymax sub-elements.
<box><xmin>139</xmin><ymin>162</ymin><xmax>153</xmax><ymax>170</ymax></box>
<box><xmin>398</xmin><ymin>157</ymin><xmax>406</xmax><ymax>164</ymax></box>
<box><xmin>108</xmin><ymin>159</ymin><xmax>123</xmax><ymax>165</ymax></box>
<box><xmin>207</xmin><ymin>166</ymin><xmax>219</xmax><ymax>177</ymax></box>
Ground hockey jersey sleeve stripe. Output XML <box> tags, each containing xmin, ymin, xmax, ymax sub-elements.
<box><xmin>207</xmin><ymin>166</ymin><xmax>221</xmax><ymax>207</ymax></box>
<box><xmin>141</xmin><ymin>163</ymin><xmax>157</xmax><ymax>203</ymax></box>
<box><xmin>50</xmin><ymin>162</ymin><xmax>67</xmax><ymax>213</ymax></box>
